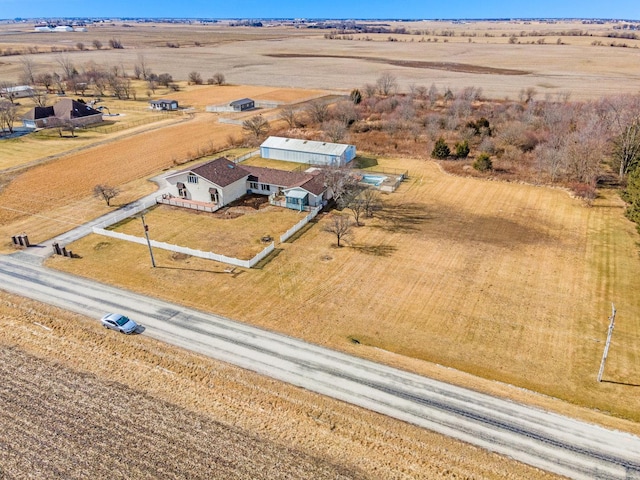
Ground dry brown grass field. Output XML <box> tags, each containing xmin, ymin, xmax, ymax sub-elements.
<box><xmin>0</xmin><ymin>291</ymin><xmax>560</xmax><ymax>479</ymax></box>
<box><xmin>1</xmin><ymin>20</ymin><xmax>639</xmax><ymax>100</ymax></box>
<box><xmin>48</xmin><ymin>158</ymin><xmax>640</xmax><ymax>430</ymax></box>
<box><xmin>111</xmin><ymin>202</ymin><xmax>306</xmax><ymax>259</ymax></box>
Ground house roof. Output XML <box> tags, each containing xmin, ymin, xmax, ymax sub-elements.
<box><xmin>150</xmin><ymin>99</ymin><xmax>177</xmax><ymax>105</ymax></box>
<box><xmin>260</xmin><ymin>136</ymin><xmax>353</xmax><ymax>157</ymax></box>
<box><xmin>172</xmin><ymin>157</ymin><xmax>249</xmax><ymax>187</ymax></box>
<box><xmin>165</xmin><ymin>158</ymin><xmax>326</xmax><ymax>195</ymax></box>
<box><xmin>230</xmin><ymin>98</ymin><xmax>254</xmax><ymax>107</ymax></box>
<box><xmin>23</xmin><ymin>98</ymin><xmax>101</xmax><ymax>121</ymax></box>
<box><xmin>243</xmin><ymin>165</ymin><xmax>325</xmax><ymax>195</ymax></box>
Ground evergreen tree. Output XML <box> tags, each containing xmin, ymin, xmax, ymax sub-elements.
<box><xmin>431</xmin><ymin>137</ymin><xmax>451</xmax><ymax>159</ymax></box>
<box><xmin>350</xmin><ymin>88</ymin><xmax>362</xmax><ymax>105</ymax></box>
<box><xmin>473</xmin><ymin>153</ymin><xmax>493</xmax><ymax>172</ymax></box>
<box><xmin>455</xmin><ymin>140</ymin><xmax>470</xmax><ymax>158</ymax></box>
<box><xmin>622</xmin><ymin>166</ymin><xmax>640</xmax><ymax>225</ymax></box>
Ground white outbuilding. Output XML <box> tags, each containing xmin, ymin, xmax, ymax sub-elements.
<box><xmin>260</xmin><ymin>136</ymin><xmax>356</xmax><ymax>166</ymax></box>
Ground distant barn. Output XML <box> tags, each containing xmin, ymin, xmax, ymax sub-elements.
<box><xmin>230</xmin><ymin>98</ymin><xmax>255</xmax><ymax>111</ymax></box>
<box><xmin>260</xmin><ymin>136</ymin><xmax>356</xmax><ymax>167</ymax></box>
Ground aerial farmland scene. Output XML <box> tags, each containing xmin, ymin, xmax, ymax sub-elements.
<box><xmin>1</xmin><ymin>0</ymin><xmax>640</xmax><ymax>478</ymax></box>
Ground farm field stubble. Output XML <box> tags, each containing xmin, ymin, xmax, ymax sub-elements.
<box><xmin>1</xmin><ymin>21</ymin><xmax>639</xmax><ymax>100</ymax></box>
<box><xmin>0</xmin><ymin>292</ymin><xmax>560</xmax><ymax>479</ymax></box>
<box><xmin>48</xmin><ymin>158</ymin><xmax>640</xmax><ymax>431</ymax></box>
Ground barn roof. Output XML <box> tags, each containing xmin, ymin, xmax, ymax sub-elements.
<box><xmin>260</xmin><ymin>136</ymin><xmax>353</xmax><ymax>156</ymax></box>
<box><xmin>230</xmin><ymin>98</ymin><xmax>254</xmax><ymax>106</ymax></box>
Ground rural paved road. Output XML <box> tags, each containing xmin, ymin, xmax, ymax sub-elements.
<box><xmin>2</xmin><ymin>252</ymin><xmax>640</xmax><ymax>480</ymax></box>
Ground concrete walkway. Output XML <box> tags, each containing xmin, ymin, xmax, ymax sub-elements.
<box><xmin>21</xmin><ymin>174</ymin><xmax>172</xmax><ymax>260</ymax></box>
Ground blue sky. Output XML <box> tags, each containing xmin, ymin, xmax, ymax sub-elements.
<box><xmin>2</xmin><ymin>0</ymin><xmax>639</xmax><ymax>21</ymax></box>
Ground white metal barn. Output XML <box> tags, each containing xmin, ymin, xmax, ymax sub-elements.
<box><xmin>260</xmin><ymin>136</ymin><xmax>356</xmax><ymax>166</ymax></box>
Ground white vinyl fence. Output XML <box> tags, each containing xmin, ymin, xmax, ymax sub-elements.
<box><xmin>280</xmin><ymin>205</ymin><xmax>322</xmax><ymax>243</ymax></box>
<box><xmin>93</xmin><ymin>227</ymin><xmax>274</xmax><ymax>268</ymax></box>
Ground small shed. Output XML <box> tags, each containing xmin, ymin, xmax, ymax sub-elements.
<box><xmin>149</xmin><ymin>99</ymin><xmax>179</xmax><ymax>111</ymax></box>
<box><xmin>230</xmin><ymin>98</ymin><xmax>255</xmax><ymax>112</ymax></box>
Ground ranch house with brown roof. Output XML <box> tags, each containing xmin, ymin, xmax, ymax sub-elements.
<box><xmin>22</xmin><ymin>98</ymin><xmax>103</xmax><ymax>129</ymax></box>
<box><xmin>160</xmin><ymin>157</ymin><xmax>327</xmax><ymax>212</ymax></box>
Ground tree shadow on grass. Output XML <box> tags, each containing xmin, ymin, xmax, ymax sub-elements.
<box><xmin>350</xmin><ymin>243</ymin><xmax>397</xmax><ymax>257</ymax></box>
<box><xmin>374</xmin><ymin>202</ymin><xmax>433</xmax><ymax>233</ymax></box>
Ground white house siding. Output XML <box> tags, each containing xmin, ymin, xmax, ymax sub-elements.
<box><xmin>166</xmin><ymin>173</ymin><xmax>247</xmax><ymax>206</ymax></box>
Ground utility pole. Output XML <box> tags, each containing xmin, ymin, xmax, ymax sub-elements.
<box><xmin>597</xmin><ymin>303</ymin><xmax>616</xmax><ymax>382</ymax></box>
<box><xmin>140</xmin><ymin>213</ymin><xmax>156</xmax><ymax>268</ymax></box>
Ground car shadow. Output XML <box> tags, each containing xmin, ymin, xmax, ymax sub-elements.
<box><xmin>133</xmin><ymin>325</ymin><xmax>146</xmax><ymax>334</ymax></box>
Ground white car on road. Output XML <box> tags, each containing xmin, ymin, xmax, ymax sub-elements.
<box><xmin>100</xmin><ymin>313</ymin><xmax>138</xmax><ymax>334</ymax></box>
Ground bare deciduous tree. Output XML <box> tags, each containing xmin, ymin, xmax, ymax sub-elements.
<box><xmin>612</xmin><ymin>117</ymin><xmax>640</xmax><ymax>178</ymax></box>
<box><xmin>332</xmin><ymin>100</ymin><xmax>359</xmax><ymax>126</ymax></box>
<box><xmin>0</xmin><ymin>100</ymin><xmax>19</xmax><ymax>134</ymax></box>
<box><xmin>209</xmin><ymin>72</ymin><xmax>225</xmax><ymax>85</ymax></box>
<box><xmin>28</xmin><ymin>88</ymin><xmax>48</xmax><ymax>108</ymax></box>
<box><xmin>278</xmin><ymin>104</ymin><xmax>298</xmax><ymax>128</ymax></box>
<box><xmin>20</xmin><ymin>57</ymin><xmax>36</xmax><ymax>86</ymax></box>
<box><xmin>321</xmin><ymin>165</ymin><xmax>357</xmax><ymax>204</ymax></box>
<box><xmin>34</xmin><ymin>72</ymin><xmax>54</xmax><ymax>93</ymax></box>
<box><xmin>324</xmin><ymin>214</ymin><xmax>352</xmax><ymax>247</ymax></box>
<box><xmin>323</xmin><ymin>120</ymin><xmax>348</xmax><ymax>143</ymax></box>
<box><xmin>93</xmin><ymin>184</ymin><xmax>120</xmax><ymax>206</ymax></box>
<box><xmin>361</xmin><ymin>187</ymin><xmax>383</xmax><ymax>217</ymax></box>
<box><xmin>340</xmin><ymin>186</ymin><xmax>367</xmax><ymax>226</ymax></box>
<box><xmin>135</xmin><ymin>54</ymin><xmax>151</xmax><ymax>80</ymax></box>
<box><xmin>242</xmin><ymin>115</ymin><xmax>270</xmax><ymax>139</ymax></box>
<box><xmin>376</xmin><ymin>73</ymin><xmax>398</xmax><ymax>96</ymax></box>
<box><xmin>305</xmin><ymin>100</ymin><xmax>329</xmax><ymax>124</ymax></box>
<box><xmin>92</xmin><ymin>39</ymin><xmax>103</xmax><ymax>50</ymax></box>
<box><xmin>188</xmin><ymin>71</ymin><xmax>203</xmax><ymax>85</ymax></box>
<box><xmin>0</xmin><ymin>82</ymin><xmax>18</xmax><ymax>104</ymax></box>
<box><xmin>56</xmin><ymin>55</ymin><xmax>76</xmax><ymax>80</ymax></box>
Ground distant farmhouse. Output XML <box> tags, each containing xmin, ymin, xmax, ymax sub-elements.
<box><xmin>161</xmin><ymin>157</ymin><xmax>326</xmax><ymax>212</ymax></box>
<box><xmin>149</xmin><ymin>99</ymin><xmax>179</xmax><ymax>111</ymax></box>
<box><xmin>260</xmin><ymin>136</ymin><xmax>356</xmax><ymax>167</ymax></box>
<box><xmin>206</xmin><ymin>98</ymin><xmax>256</xmax><ymax>113</ymax></box>
<box><xmin>23</xmin><ymin>98</ymin><xmax>103</xmax><ymax>129</ymax></box>
<box><xmin>0</xmin><ymin>85</ymin><xmax>34</xmax><ymax>100</ymax></box>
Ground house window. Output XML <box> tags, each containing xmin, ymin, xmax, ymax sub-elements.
<box><xmin>178</xmin><ymin>187</ymin><xmax>187</xmax><ymax>198</ymax></box>
<box><xmin>261</xmin><ymin>184</ymin><xmax>270</xmax><ymax>191</ymax></box>
<box><xmin>187</xmin><ymin>174</ymin><xmax>198</xmax><ymax>184</ymax></box>
<box><xmin>249</xmin><ymin>182</ymin><xmax>259</xmax><ymax>189</ymax></box>
<box><xmin>210</xmin><ymin>192</ymin><xmax>219</xmax><ymax>203</ymax></box>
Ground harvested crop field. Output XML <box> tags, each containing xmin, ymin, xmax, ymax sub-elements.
<box><xmin>266</xmin><ymin>53</ymin><xmax>531</xmax><ymax>75</ymax></box>
<box><xmin>0</xmin><ymin>292</ymin><xmax>559</xmax><ymax>479</ymax></box>
<box><xmin>49</xmin><ymin>158</ymin><xmax>640</xmax><ymax>429</ymax></box>
<box><xmin>0</xmin><ymin>113</ymin><xmax>243</xmax><ymax>246</ymax></box>
<box><xmin>2</xmin><ymin>21</ymin><xmax>639</xmax><ymax>100</ymax></box>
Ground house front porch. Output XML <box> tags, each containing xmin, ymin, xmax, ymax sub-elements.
<box><xmin>156</xmin><ymin>194</ymin><xmax>220</xmax><ymax>213</ymax></box>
